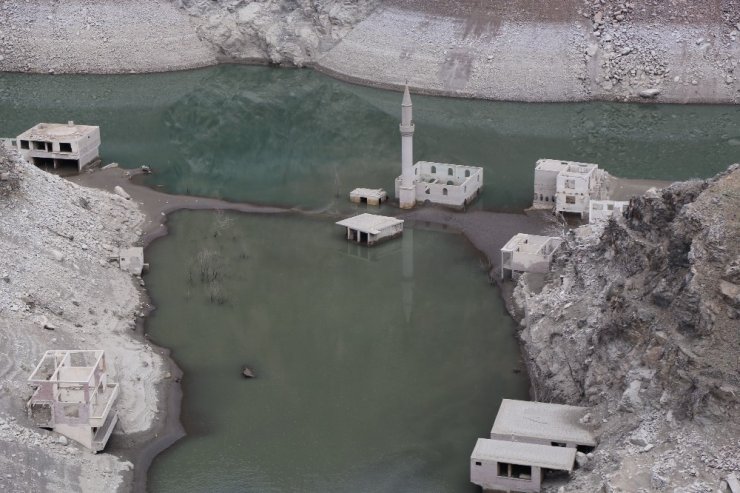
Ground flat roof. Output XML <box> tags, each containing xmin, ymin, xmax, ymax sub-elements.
<box><xmin>336</xmin><ymin>214</ymin><xmax>403</xmax><ymax>235</ymax></box>
<box><xmin>472</xmin><ymin>438</ymin><xmax>576</xmax><ymax>471</ymax></box>
<box><xmin>501</xmin><ymin>233</ymin><xmax>561</xmax><ymax>255</ymax></box>
<box><xmin>350</xmin><ymin>188</ymin><xmax>387</xmax><ymax>199</ymax></box>
<box><xmin>491</xmin><ymin>399</ymin><xmax>596</xmax><ymax>447</ymax></box>
<box><xmin>18</xmin><ymin>123</ymin><xmax>98</xmax><ymax>142</ymax></box>
<box><xmin>535</xmin><ymin>159</ymin><xmax>570</xmax><ymax>172</ymax></box>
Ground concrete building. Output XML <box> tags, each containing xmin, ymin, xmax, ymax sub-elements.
<box><xmin>532</xmin><ymin>159</ymin><xmax>607</xmax><ymax>217</ymax></box>
<box><xmin>16</xmin><ymin>122</ymin><xmax>101</xmax><ymax>172</ymax></box>
<box><xmin>394</xmin><ymin>85</ymin><xmax>483</xmax><ymax>209</ymax></box>
<box><xmin>501</xmin><ymin>234</ymin><xmax>563</xmax><ymax>279</ymax></box>
<box><xmin>471</xmin><ymin>438</ymin><xmax>576</xmax><ymax>493</ymax></box>
<box><xmin>117</xmin><ymin>247</ymin><xmax>146</xmax><ymax>276</ymax></box>
<box><xmin>350</xmin><ymin>188</ymin><xmax>388</xmax><ymax>206</ymax></box>
<box><xmin>336</xmin><ymin>213</ymin><xmax>404</xmax><ymax>246</ymax></box>
<box><xmin>27</xmin><ymin>350</ymin><xmax>119</xmax><ymax>452</ymax></box>
<box><xmin>589</xmin><ymin>199</ymin><xmax>629</xmax><ymax>223</ymax></box>
<box><xmin>490</xmin><ymin>399</ymin><xmax>597</xmax><ymax>450</ymax></box>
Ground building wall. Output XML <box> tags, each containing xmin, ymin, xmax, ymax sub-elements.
<box><xmin>556</xmin><ymin>174</ymin><xmax>591</xmax><ymax>215</ymax></box>
<box><xmin>589</xmin><ymin>200</ymin><xmax>628</xmax><ymax>223</ymax></box>
<box><xmin>471</xmin><ymin>459</ymin><xmax>542</xmax><ymax>493</ymax></box>
<box><xmin>533</xmin><ymin>168</ymin><xmax>560</xmax><ymax>207</ymax></box>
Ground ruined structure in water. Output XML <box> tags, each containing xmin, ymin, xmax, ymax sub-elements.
<box><xmin>395</xmin><ymin>85</ymin><xmax>483</xmax><ymax>209</ymax></box>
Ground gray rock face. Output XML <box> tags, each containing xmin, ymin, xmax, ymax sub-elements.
<box><xmin>512</xmin><ymin>165</ymin><xmax>740</xmax><ymax>491</ymax></box>
<box><xmin>174</xmin><ymin>0</ymin><xmax>379</xmax><ymax>67</ymax></box>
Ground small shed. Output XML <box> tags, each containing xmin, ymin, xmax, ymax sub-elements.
<box><xmin>490</xmin><ymin>399</ymin><xmax>596</xmax><ymax>449</ymax></box>
<box><xmin>336</xmin><ymin>213</ymin><xmax>404</xmax><ymax>246</ymax></box>
<box><xmin>350</xmin><ymin>188</ymin><xmax>388</xmax><ymax>206</ymax></box>
<box><xmin>501</xmin><ymin>234</ymin><xmax>563</xmax><ymax>279</ymax></box>
<box><xmin>471</xmin><ymin>438</ymin><xmax>576</xmax><ymax>493</ymax></box>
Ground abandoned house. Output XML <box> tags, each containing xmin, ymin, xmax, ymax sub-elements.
<box><xmin>490</xmin><ymin>399</ymin><xmax>597</xmax><ymax>450</ymax></box>
<box><xmin>471</xmin><ymin>438</ymin><xmax>577</xmax><ymax>493</ymax></box>
<box><xmin>500</xmin><ymin>234</ymin><xmax>563</xmax><ymax>279</ymax></box>
<box><xmin>16</xmin><ymin>122</ymin><xmax>101</xmax><ymax>172</ymax></box>
<box><xmin>589</xmin><ymin>199</ymin><xmax>629</xmax><ymax>223</ymax></box>
<box><xmin>336</xmin><ymin>213</ymin><xmax>404</xmax><ymax>246</ymax></box>
<box><xmin>532</xmin><ymin>159</ymin><xmax>607</xmax><ymax>217</ymax></box>
<box><xmin>394</xmin><ymin>85</ymin><xmax>483</xmax><ymax>209</ymax></box>
<box><xmin>350</xmin><ymin>188</ymin><xmax>388</xmax><ymax>206</ymax></box>
<box><xmin>27</xmin><ymin>350</ymin><xmax>119</xmax><ymax>452</ymax></box>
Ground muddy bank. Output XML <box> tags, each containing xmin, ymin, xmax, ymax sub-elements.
<box><xmin>2</xmin><ymin>1</ymin><xmax>739</xmax><ymax>103</ymax></box>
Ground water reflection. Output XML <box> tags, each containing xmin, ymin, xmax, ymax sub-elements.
<box><xmin>0</xmin><ymin>66</ymin><xmax>737</xmax><ymax>211</ymax></box>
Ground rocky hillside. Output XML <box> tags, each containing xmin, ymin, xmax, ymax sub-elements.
<box><xmin>513</xmin><ymin>165</ymin><xmax>740</xmax><ymax>492</ymax></box>
<box><xmin>171</xmin><ymin>0</ymin><xmax>379</xmax><ymax>67</ymax></box>
<box><xmin>0</xmin><ymin>145</ymin><xmax>165</xmax><ymax>492</ymax></box>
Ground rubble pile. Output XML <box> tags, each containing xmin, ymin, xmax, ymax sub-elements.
<box><xmin>513</xmin><ymin>165</ymin><xmax>740</xmax><ymax>491</ymax></box>
<box><xmin>0</xmin><ymin>146</ymin><xmax>165</xmax><ymax>491</ymax></box>
<box><xmin>578</xmin><ymin>0</ymin><xmax>740</xmax><ymax>98</ymax></box>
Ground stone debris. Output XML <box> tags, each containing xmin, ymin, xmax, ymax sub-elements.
<box><xmin>113</xmin><ymin>185</ymin><xmax>130</xmax><ymax>200</ymax></box>
<box><xmin>0</xmin><ymin>145</ymin><xmax>164</xmax><ymax>491</ymax></box>
<box><xmin>514</xmin><ymin>165</ymin><xmax>740</xmax><ymax>492</ymax></box>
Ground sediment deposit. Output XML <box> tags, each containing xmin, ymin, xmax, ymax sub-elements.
<box><xmin>0</xmin><ymin>145</ymin><xmax>165</xmax><ymax>492</ymax></box>
<box><xmin>512</xmin><ymin>165</ymin><xmax>740</xmax><ymax>492</ymax></box>
<box><xmin>1</xmin><ymin>1</ymin><xmax>739</xmax><ymax>102</ymax></box>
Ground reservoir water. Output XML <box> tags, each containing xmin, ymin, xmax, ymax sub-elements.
<box><xmin>0</xmin><ymin>65</ymin><xmax>738</xmax><ymax>211</ymax></box>
<box><xmin>1</xmin><ymin>65</ymin><xmax>737</xmax><ymax>491</ymax></box>
<box><xmin>144</xmin><ymin>211</ymin><xmax>527</xmax><ymax>492</ymax></box>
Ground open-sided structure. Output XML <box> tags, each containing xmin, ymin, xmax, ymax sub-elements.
<box><xmin>490</xmin><ymin>399</ymin><xmax>596</xmax><ymax>449</ymax></box>
<box><xmin>589</xmin><ymin>199</ymin><xmax>629</xmax><ymax>223</ymax></box>
<box><xmin>501</xmin><ymin>234</ymin><xmax>563</xmax><ymax>279</ymax></box>
<box><xmin>27</xmin><ymin>350</ymin><xmax>119</xmax><ymax>452</ymax></box>
<box><xmin>336</xmin><ymin>213</ymin><xmax>404</xmax><ymax>246</ymax></box>
<box><xmin>471</xmin><ymin>438</ymin><xmax>576</xmax><ymax>493</ymax></box>
<box><xmin>16</xmin><ymin>122</ymin><xmax>100</xmax><ymax>172</ymax></box>
<box><xmin>395</xmin><ymin>85</ymin><xmax>483</xmax><ymax>209</ymax></box>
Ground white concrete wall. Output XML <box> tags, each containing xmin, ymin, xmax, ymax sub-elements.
<box><xmin>533</xmin><ymin>168</ymin><xmax>560</xmax><ymax>207</ymax></box>
<box><xmin>556</xmin><ymin>174</ymin><xmax>591</xmax><ymax>215</ymax></box>
<box><xmin>471</xmin><ymin>459</ymin><xmax>541</xmax><ymax>493</ymax></box>
<box><xmin>589</xmin><ymin>200</ymin><xmax>628</xmax><ymax>223</ymax></box>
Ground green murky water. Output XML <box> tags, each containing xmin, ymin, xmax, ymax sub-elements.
<box><xmin>1</xmin><ymin>65</ymin><xmax>737</xmax><ymax>492</ymax></box>
<box><xmin>144</xmin><ymin>212</ymin><xmax>526</xmax><ymax>492</ymax></box>
<box><xmin>1</xmin><ymin>65</ymin><xmax>738</xmax><ymax>211</ymax></box>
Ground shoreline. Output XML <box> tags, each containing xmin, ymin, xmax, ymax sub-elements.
<box><xmin>70</xmin><ymin>167</ymin><xmax>561</xmax><ymax>491</ymax></box>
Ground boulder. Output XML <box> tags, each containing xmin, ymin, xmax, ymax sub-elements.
<box><xmin>113</xmin><ymin>186</ymin><xmax>131</xmax><ymax>200</ymax></box>
<box><xmin>242</xmin><ymin>366</ymin><xmax>255</xmax><ymax>378</ymax></box>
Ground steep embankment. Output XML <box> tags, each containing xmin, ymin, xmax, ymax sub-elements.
<box><xmin>1</xmin><ymin>0</ymin><xmax>738</xmax><ymax>102</ymax></box>
<box><xmin>513</xmin><ymin>165</ymin><xmax>740</xmax><ymax>492</ymax></box>
<box><xmin>0</xmin><ymin>146</ymin><xmax>165</xmax><ymax>492</ymax></box>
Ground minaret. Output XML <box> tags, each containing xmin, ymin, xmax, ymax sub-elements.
<box><xmin>398</xmin><ymin>83</ymin><xmax>416</xmax><ymax>209</ymax></box>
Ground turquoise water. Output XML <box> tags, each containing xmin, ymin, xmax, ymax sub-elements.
<box><xmin>1</xmin><ymin>65</ymin><xmax>737</xmax><ymax>210</ymax></box>
<box><xmin>144</xmin><ymin>212</ymin><xmax>528</xmax><ymax>492</ymax></box>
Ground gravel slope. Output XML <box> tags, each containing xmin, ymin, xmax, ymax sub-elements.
<box><xmin>0</xmin><ymin>145</ymin><xmax>165</xmax><ymax>492</ymax></box>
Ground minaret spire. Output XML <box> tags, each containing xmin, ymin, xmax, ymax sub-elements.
<box><xmin>398</xmin><ymin>82</ymin><xmax>416</xmax><ymax>209</ymax></box>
